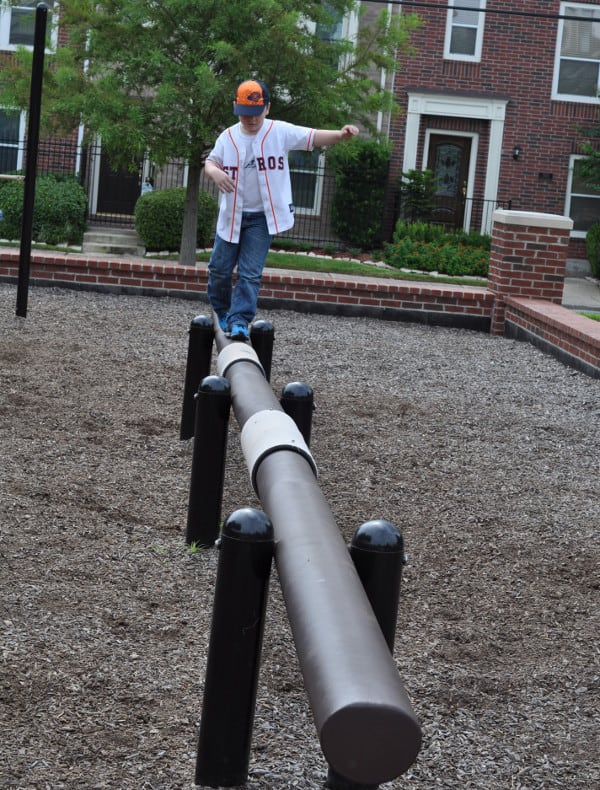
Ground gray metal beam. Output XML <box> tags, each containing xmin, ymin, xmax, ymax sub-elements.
<box><xmin>214</xmin><ymin>324</ymin><xmax>421</xmax><ymax>785</ymax></box>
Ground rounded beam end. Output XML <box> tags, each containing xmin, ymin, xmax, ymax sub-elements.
<box><xmin>320</xmin><ymin>703</ymin><xmax>422</xmax><ymax>785</ymax></box>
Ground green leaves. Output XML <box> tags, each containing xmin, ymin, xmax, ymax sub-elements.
<box><xmin>1</xmin><ymin>0</ymin><xmax>421</xmax><ymax>165</ymax></box>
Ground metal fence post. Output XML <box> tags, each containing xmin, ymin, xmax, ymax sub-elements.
<box><xmin>185</xmin><ymin>375</ymin><xmax>231</xmax><ymax>547</ymax></box>
<box><xmin>15</xmin><ymin>3</ymin><xmax>48</xmax><ymax>319</ymax></box>
<box><xmin>195</xmin><ymin>508</ymin><xmax>274</xmax><ymax>788</ymax></box>
<box><xmin>180</xmin><ymin>314</ymin><xmax>214</xmax><ymax>440</ymax></box>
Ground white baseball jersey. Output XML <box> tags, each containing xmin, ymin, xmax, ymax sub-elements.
<box><xmin>206</xmin><ymin>119</ymin><xmax>316</xmax><ymax>243</ymax></box>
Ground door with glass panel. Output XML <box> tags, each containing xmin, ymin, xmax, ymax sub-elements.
<box><xmin>426</xmin><ymin>134</ymin><xmax>472</xmax><ymax>229</ymax></box>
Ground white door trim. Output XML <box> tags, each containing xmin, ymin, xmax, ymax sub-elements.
<box><xmin>404</xmin><ymin>92</ymin><xmax>508</xmax><ymax>233</ymax></box>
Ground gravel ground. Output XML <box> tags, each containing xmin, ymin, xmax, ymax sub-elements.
<box><xmin>1</xmin><ymin>283</ymin><xmax>599</xmax><ymax>790</ymax></box>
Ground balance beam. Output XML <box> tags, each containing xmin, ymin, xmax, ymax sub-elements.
<box><xmin>214</xmin><ymin>325</ymin><xmax>421</xmax><ymax>785</ymax></box>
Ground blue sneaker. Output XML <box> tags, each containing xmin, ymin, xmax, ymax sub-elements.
<box><xmin>217</xmin><ymin>314</ymin><xmax>229</xmax><ymax>332</ymax></box>
<box><xmin>230</xmin><ymin>323</ymin><xmax>250</xmax><ymax>341</ymax></box>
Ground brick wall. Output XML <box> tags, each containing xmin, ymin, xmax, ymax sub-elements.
<box><xmin>504</xmin><ymin>297</ymin><xmax>600</xmax><ymax>378</ymax></box>
<box><xmin>1</xmin><ymin>218</ymin><xmax>598</xmax><ymax>377</ymax></box>
<box><xmin>0</xmin><ymin>250</ymin><xmax>492</xmax><ymax>331</ymax></box>
<box><xmin>488</xmin><ymin>209</ymin><xmax>573</xmax><ymax>334</ymax></box>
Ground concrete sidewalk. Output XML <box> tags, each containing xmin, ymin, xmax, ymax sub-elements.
<box><xmin>562</xmin><ymin>277</ymin><xmax>600</xmax><ymax>311</ymax></box>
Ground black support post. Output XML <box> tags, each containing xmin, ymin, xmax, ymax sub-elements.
<box><xmin>185</xmin><ymin>375</ymin><xmax>231</xmax><ymax>547</ymax></box>
<box><xmin>250</xmin><ymin>319</ymin><xmax>274</xmax><ymax>381</ymax></box>
<box><xmin>180</xmin><ymin>315</ymin><xmax>214</xmax><ymax>440</ymax></box>
<box><xmin>15</xmin><ymin>3</ymin><xmax>47</xmax><ymax>319</ymax></box>
<box><xmin>280</xmin><ymin>381</ymin><xmax>315</xmax><ymax>447</ymax></box>
<box><xmin>195</xmin><ymin>508</ymin><xmax>274</xmax><ymax>788</ymax></box>
<box><xmin>326</xmin><ymin>520</ymin><xmax>407</xmax><ymax>790</ymax></box>
<box><xmin>350</xmin><ymin>519</ymin><xmax>406</xmax><ymax>652</ymax></box>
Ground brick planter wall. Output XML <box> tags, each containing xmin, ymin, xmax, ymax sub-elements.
<box><xmin>1</xmin><ymin>242</ymin><xmax>598</xmax><ymax>378</ymax></box>
<box><xmin>504</xmin><ymin>297</ymin><xmax>600</xmax><ymax>378</ymax></box>
<box><xmin>0</xmin><ymin>250</ymin><xmax>493</xmax><ymax>331</ymax></box>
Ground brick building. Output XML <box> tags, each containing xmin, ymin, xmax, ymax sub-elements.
<box><xmin>2</xmin><ymin>2</ymin><xmax>600</xmax><ymax>256</ymax></box>
<box><xmin>388</xmin><ymin>0</ymin><xmax>600</xmax><ymax>257</ymax></box>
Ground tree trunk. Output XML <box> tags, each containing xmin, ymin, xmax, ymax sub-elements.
<box><xmin>179</xmin><ymin>162</ymin><xmax>202</xmax><ymax>267</ymax></box>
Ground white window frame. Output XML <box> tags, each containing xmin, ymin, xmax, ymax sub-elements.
<box><xmin>295</xmin><ymin>5</ymin><xmax>358</xmax><ymax>216</ymax></box>
<box><xmin>0</xmin><ymin>108</ymin><xmax>26</xmax><ymax>174</ymax></box>
<box><xmin>444</xmin><ymin>0</ymin><xmax>486</xmax><ymax>63</ymax></box>
<box><xmin>553</xmin><ymin>2</ymin><xmax>600</xmax><ymax>104</ymax></box>
<box><xmin>0</xmin><ymin>1</ymin><xmax>58</xmax><ymax>52</ymax></box>
<box><xmin>565</xmin><ymin>154</ymin><xmax>600</xmax><ymax>236</ymax></box>
<box><xmin>289</xmin><ymin>151</ymin><xmax>326</xmax><ymax>216</ymax></box>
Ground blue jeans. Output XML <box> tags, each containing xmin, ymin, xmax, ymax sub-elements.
<box><xmin>207</xmin><ymin>212</ymin><xmax>273</xmax><ymax>327</ymax></box>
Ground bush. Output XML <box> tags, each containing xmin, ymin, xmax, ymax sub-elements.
<box><xmin>328</xmin><ymin>138</ymin><xmax>391</xmax><ymax>250</ymax></box>
<box><xmin>585</xmin><ymin>222</ymin><xmax>600</xmax><ymax>278</ymax></box>
<box><xmin>385</xmin><ymin>219</ymin><xmax>490</xmax><ymax>277</ymax></box>
<box><xmin>393</xmin><ymin>219</ymin><xmax>447</xmax><ymax>245</ymax></box>
<box><xmin>134</xmin><ymin>187</ymin><xmax>217</xmax><ymax>251</ymax></box>
<box><xmin>384</xmin><ymin>219</ymin><xmax>491</xmax><ymax>277</ymax></box>
<box><xmin>384</xmin><ymin>237</ymin><xmax>489</xmax><ymax>277</ymax></box>
<box><xmin>0</xmin><ymin>174</ymin><xmax>87</xmax><ymax>245</ymax></box>
<box><xmin>398</xmin><ymin>169</ymin><xmax>436</xmax><ymax>222</ymax></box>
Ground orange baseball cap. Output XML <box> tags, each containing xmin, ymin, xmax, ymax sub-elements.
<box><xmin>234</xmin><ymin>79</ymin><xmax>270</xmax><ymax>116</ymax></box>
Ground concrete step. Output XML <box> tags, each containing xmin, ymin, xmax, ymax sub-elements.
<box><xmin>83</xmin><ymin>242</ymin><xmax>146</xmax><ymax>256</ymax></box>
<box><xmin>82</xmin><ymin>227</ymin><xmax>145</xmax><ymax>257</ymax></box>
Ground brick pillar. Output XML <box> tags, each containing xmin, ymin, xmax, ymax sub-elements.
<box><xmin>488</xmin><ymin>210</ymin><xmax>574</xmax><ymax>335</ymax></box>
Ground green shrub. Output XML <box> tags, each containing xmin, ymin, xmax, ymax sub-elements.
<box><xmin>387</xmin><ymin>219</ymin><xmax>490</xmax><ymax>276</ymax></box>
<box><xmin>585</xmin><ymin>222</ymin><xmax>600</xmax><ymax>278</ymax></box>
<box><xmin>393</xmin><ymin>219</ymin><xmax>447</xmax><ymax>245</ymax></box>
<box><xmin>134</xmin><ymin>187</ymin><xmax>217</xmax><ymax>251</ymax></box>
<box><xmin>0</xmin><ymin>174</ymin><xmax>87</xmax><ymax>245</ymax></box>
<box><xmin>328</xmin><ymin>138</ymin><xmax>391</xmax><ymax>250</ymax></box>
<box><xmin>398</xmin><ymin>169</ymin><xmax>436</xmax><ymax>222</ymax></box>
<box><xmin>384</xmin><ymin>237</ymin><xmax>489</xmax><ymax>277</ymax></box>
<box><xmin>453</xmin><ymin>228</ymin><xmax>491</xmax><ymax>250</ymax></box>
<box><xmin>393</xmin><ymin>219</ymin><xmax>491</xmax><ymax>249</ymax></box>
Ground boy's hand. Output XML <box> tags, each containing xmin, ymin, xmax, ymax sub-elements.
<box><xmin>340</xmin><ymin>124</ymin><xmax>359</xmax><ymax>140</ymax></box>
<box><xmin>212</xmin><ymin>169</ymin><xmax>236</xmax><ymax>194</ymax></box>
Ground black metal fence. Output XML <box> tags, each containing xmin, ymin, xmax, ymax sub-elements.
<box><xmin>1</xmin><ymin>136</ymin><xmax>512</xmax><ymax>248</ymax></box>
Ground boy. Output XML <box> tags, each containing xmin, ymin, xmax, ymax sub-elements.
<box><xmin>204</xmin><ymin>79</ymin><xmax>359</xmax><ymax>340</ymax></box>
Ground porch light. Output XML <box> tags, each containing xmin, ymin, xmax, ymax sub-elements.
<box><xmin>512</xmin><ymin>145</ymin><xmax>522</xmax><ymax>161</ymax></box>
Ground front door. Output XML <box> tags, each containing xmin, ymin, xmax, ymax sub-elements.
<box><xmin>427</xmin><ymin>135</ymin><xmax>472</xmax><ymax>229</ymax></box>
<box><xmin>96</xmin><ymin>152</ymin><xmax>142</xmax><ymax>217</ymax></box>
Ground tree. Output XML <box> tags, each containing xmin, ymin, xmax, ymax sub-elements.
<box><xmin>0</xmin><ymin>0</ymin><xmax>420</xmax><ymax>265</ymax></box>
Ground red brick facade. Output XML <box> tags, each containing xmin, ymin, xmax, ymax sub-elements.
<box><xmin>388</xmin><ymin>0</ymin><xmax>600</xmax><ymax>258</ymax></box>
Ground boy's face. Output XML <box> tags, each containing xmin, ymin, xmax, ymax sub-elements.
<box><xmin>236</xmin><ymin>104</ymin><xmax>270</xmax><ymax>135</ymax></box>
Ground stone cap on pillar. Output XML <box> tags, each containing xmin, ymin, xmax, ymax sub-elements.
<box><xmin>493</xmin><ymin>209</ymin><xmax>574</xmax><ymax>232</ymax></box>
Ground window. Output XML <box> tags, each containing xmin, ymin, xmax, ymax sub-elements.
<box><xmin>0</xmin><ymin>109</ymin><xmax>24</xmax><ymax>173</ymax></box>
<box><xmin>0</xmin><ymin>1</ymin><xmax>56</xmax><ymax>51</ymax></box>
<box><xmin>289</xmin><ymin>151</ymin><xmax>324</xmax><ymax>215</ymax></box>
<box><xmin>566</xmin><ymin>155</ymin><xmax>600</xmax><ymax>232</ymax></box>
<box><xmin>554</xmin><ymin>3</ymin><xmax>600</xmax><ymax>102</ymax></box>
<box><xmin>444</xmin><ymin>0</ymin><xmax>486</xmax><ymax>62</ymax></box>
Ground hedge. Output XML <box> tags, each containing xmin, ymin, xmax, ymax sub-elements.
<box><xmin>134</xmin><ymin>188</ymin><xmax>217</xmax><ymax>251</ymax></box>
<box><xmin>0</xmin><ymin>174</ymin><xmax>87</xmax><ymax>245</ymax></box>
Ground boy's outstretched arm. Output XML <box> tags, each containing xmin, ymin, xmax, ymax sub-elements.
<box><xmin>313</xmin><ymin>125</ymin><xmax>359</xmax><ymax>147</ymax></box>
